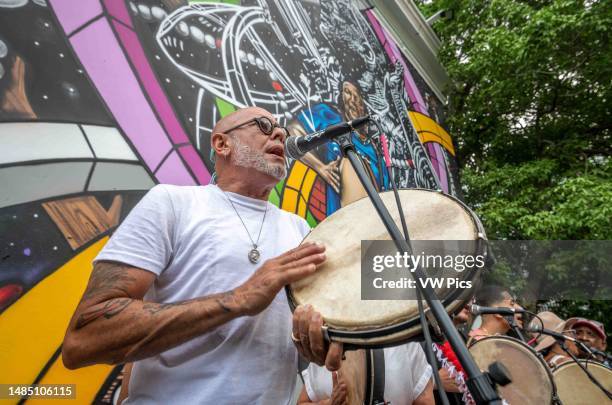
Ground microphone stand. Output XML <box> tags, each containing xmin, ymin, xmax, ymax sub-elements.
<box><xmin>371</xmin><ymin>121</ymin><xmax>449</xmax><ymax>405</ymax></box>
<box><xmin>504</xmin><ymin>316</ymin><xmax>526</xmax><ymax>342</ymax></box>
<box><xmin>333</xmin><ymin>129</ymin><xmax>502</xmax><ymax>405</ymax></box>
<box><xmin>386</xmin><ymin>149</ymin><xmax>450</xmax><ymax>405</ymax></box>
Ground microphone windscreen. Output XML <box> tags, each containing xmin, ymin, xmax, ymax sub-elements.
<box><xmin>284</xmin><ymin>136</ymin><xmax>303</xmax><ymax>160</ymax></box>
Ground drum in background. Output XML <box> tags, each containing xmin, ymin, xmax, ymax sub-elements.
<box><xmin>287</xmin><ymin>189</ymin><xmax>486</xmax><ymax>347</ymax></box>
<box><xmin>334</xmin><ymin>349</ymin><xmax>387</xmax><ymax>405</ymax></box>
<box><xmin>469</xmin><ymin>336</ymin><xmax>555</xmax><ymax>405</ymax></box>
<box><xmin>552</xmin><ymin>361</ymin><xmax>612</xmax><ymax>405</ymax></box>
<box><xmin>340</xmin><ymin>350</ymin><xmax>366</xmax><ymax>405</ymax></box>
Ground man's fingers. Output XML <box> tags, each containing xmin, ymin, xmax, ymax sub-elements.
<box><xmin>332</xmin><ymin>370</ymin><xmax>339</xmax><ymax>387</ymax></box>
<box><xmin>292</xmin><ymin>306</ymin><xmax>304</xmax><ymax>352</ymax></box>
<box><xmin>292</xmin><ymin>305</ymin><xmax>302</xmax><ymax>332</ymax></box>
<box><xmin>298</xmin><ymin>306</ymin><xmax>317</xmax><ymax>364</ymax></box>
<box><xmin>292</xmin><ymin>307</ymin><xmax>308</xmax><ymax>359</ymax></box>
<box><xmin>325</xmin><ymin>341</ymin><xmax>344</xmax><ymax>371</ymax></box>
<box><xmin>282</xmin><ymin>251</ymin><xmax>326</xmax><ymax>270</ymax></box>
<box><xmin>276</xmin><ymin>242</ymin><xmax>314</xmax><ymax>262</ymax></box>
<box><xmin>280</xmin><ymin>263</ymin><xmax>318</xmax><ymax>285</ymax></box>
<box><xmin>278</xmin><ymin>241</ymin><xmax>318</xmax><ymax>260</ymax></box>
<box><xmin>278</xmin><ymin>242</ymin><xmax>325</xmax><ymax>265</ymax></box>
<box><xmin>308</xmin><ymin>312</ymin><xmax>326</xmax><ymax>364</ymax></box>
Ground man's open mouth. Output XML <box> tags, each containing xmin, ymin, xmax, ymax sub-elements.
<box><xmin>266</xmin><ymin>145</ymin><xmax>285</xmax><ymax>158</ymax></box>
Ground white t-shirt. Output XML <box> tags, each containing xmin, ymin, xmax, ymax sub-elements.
<box><xmin>95</xmin><ymin>184</ymin><xmax>311</xmax><ymax>404</ymax></box>
<box><xmin>303</xmin><ymin>343</ymin><xmax>432</xmax><ymax>405</ymax></box>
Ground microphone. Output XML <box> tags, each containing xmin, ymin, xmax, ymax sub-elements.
<box><xmin>591</xmin><ymin>348</ymin><xmax>612</xmax><ymax>361</ymax></box>
<box><xmin>527</xmin><ymin>325</ymin><xmax>610</xmax><ymax>360</ymax></box>
<box><xmin>470</xmin><ymin>304</ymin><xmax>525</xmax><ymax>316</ymax></box>
<box><xmin>525</xmin><ymin>325</ymin><xmax>579</xmax><ymax>343</ymax></box>
<box><xmin>285</xmin><ymin>116</ymin><xmax>370</xmax><ymax>159</ymax></box>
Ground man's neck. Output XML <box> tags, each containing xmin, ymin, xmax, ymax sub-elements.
<box><xmin>216</xmin><ymin>175</ymin><xmax>273</xmax><ymax>201</ymax></box>
<box><xmin>480</xmin><ymin>320</ymin><xmax>507</xmax><ymax>336</ymax></box>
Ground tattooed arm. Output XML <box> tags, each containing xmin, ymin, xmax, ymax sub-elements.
<box><xmin>61</xmin><ymin>260</ymin><xmax>241</xmax><ymax>369</ymax></box>
<box><xmin>62</xmin><ymin>242</ymin><xmax>326</xmax><ymax>369</ymax></box>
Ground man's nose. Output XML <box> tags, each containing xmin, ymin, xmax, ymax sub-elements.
<box><xmin>270</xmin><ymin>126</ymin><xmax>287</xmax><ymax>143</ymax></box>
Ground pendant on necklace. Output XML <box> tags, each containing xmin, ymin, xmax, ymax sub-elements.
<box><xmin>248</xmin><ymin>246</ymin><xmax>261</xmax><ymax>264</ymax></box>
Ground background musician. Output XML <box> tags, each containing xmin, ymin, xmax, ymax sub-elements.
<box><xmin>431</xmin><ymin>304</ymin><xmax>472</xmax><ymax>405</ymax></box>
<box><xmin>467</xmin><ymin>286</ymin><xmax>518</xmax><ymax>343</ymax></box>
<box><xmin>533</xmin><ymin>312</ymin><xmax>580</xmax><ymax>368</ymax></box>
<box><xmin>567</xmin><ymin>317</ymin><xmax>610</xmax><ymax>366</ymax></box>
<box><xmin>297</xmin><ymin>343</ymin><xmax>434</xmax><ymax>405</ymax></box>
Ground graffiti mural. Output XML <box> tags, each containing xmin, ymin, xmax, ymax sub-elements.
<box><xmin>129</xmin><ymin>0</ymin><xmax>443</xmax><ymax>215</ymax></box>
<box><xmin>0</xmin><ymin>0</ymin><xmax>459</xmax><ymax>402</ymax></box>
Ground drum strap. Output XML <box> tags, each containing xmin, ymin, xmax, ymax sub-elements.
<box><xmin>297</xmin><ymin>355</ymin><xmax>309</xmax><ymax>374</ymax></box>
<box><xmin>365</xmin><ymin>349</ymin><xmax>386</xmax><ymax>405</ymax></box>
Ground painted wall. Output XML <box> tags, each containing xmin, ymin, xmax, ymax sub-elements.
<box><xmin>0</xmin><ymin>1</ymin><xmax>458</xmax><ymax>402</ymax></box>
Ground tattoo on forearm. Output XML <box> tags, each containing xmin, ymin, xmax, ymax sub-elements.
<box><xmin>142</xmin><ymin>292</ymin><xmax>236</xmax><ymax>315</ymax></box>
<box><xmin>216</xmin><ymin>291</ymin><xmax>236</xmax><ymax>313</ymax></box>
<box><xmin>82</xmin><ymin>261</ymin><xmax>138</xmax><ymax>300</ymax></box>
<box><xmin>142</xmin><ymin>301</ymin><xmax>189</xmax><ymax>315</ymax></box>
<box><xmin>75</xmin><ymin>285</ymin><xmax>238</xmax><ymax>331</ymax></box>
<box><xmin>76</xmin><ymin>298</ymin><xmax>132</xmax><ymax>329</ymax></box>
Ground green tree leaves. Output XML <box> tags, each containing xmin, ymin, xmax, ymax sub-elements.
<box><xmin>416</xmin><ymin>0</ymin><xmax>611</xmax><ymax>240</ymax></box>
<box><xmin>416</xmin><ymin>0</ymin><xmax>612</xmax><ymax>334</ymax></box>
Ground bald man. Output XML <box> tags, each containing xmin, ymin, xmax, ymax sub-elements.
<box><xmin>62</xmin><ymin>107</ymin><xmax>340</xmax><ymax>404</ymax></box>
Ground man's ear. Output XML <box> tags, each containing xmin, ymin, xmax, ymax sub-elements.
<box><xmin>211</xmin><ymin>132</ymin><xmax>231</xmax><ymax>158</ymax></box>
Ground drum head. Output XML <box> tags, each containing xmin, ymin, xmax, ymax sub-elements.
<box><xmin>288</xmin><ymin>189</ymin><xmax>484</xmax><ymax>345</ymax></box>
<box><xmin>553</xmin><ymin>361</ymin><xmax>612</xmax><ymax>405</ymax></box>
<box><xmin>469</xmin><ymin>336</ymin><xmax>554</xmax><ymax>405</ymax></box>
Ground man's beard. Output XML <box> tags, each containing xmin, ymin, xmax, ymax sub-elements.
<box><xmin>231</xmin><ymin>138</ymin><xmax>287</xmax><ymax>181</ymax></box>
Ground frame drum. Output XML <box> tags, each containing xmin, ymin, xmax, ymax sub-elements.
<box><xmin>469</xmin><ymin>336</ymin><xmax>555</xmax><ymax>405</ymax></box>
<box><xmin>287</xmin><ymin>189</ymin><xmax>486</xmax><ymax>347</ymax></box>
<box><xmin>552</xmin><ymin>361</ymin><xmax>612</xmax><ymax>405</ymax></box>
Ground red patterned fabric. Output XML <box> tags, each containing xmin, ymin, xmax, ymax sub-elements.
<box><xmin>438</xmin><ymin>340</ymin><xmax>465</xmax><ymax>374</ymax></box>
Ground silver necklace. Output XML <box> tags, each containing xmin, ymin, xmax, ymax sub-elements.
<box><xmin>223</xmin><ymin>191</ymin><xmax>268</xmax><ymax>264</ymax></box>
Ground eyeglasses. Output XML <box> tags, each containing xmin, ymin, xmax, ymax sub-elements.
<box><xmin>224</xmin><ymin>116</ymin><xmax>289</xmax><ymax>139</ymax></box>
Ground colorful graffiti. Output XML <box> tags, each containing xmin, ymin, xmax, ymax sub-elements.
<box><xmin>0</xmin><ymin>0</ymin><xmax>458</xmax><ymax>402</ymax></box>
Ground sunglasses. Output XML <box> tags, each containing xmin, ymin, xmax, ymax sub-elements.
<box><xmin>224</xmin><ymin>116</ymin><xmax>289</xmax><ymax>139</ymax></box>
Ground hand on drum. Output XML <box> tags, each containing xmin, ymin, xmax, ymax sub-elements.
<box><xmin>234</xmin><ymin>242</ymin><xmax>326</xmax><ymax>316</ymax></box>
<box><xmin>293</xmin><ymin>304</ymin><xmax>344</xmax><ymax>371</ymax></box>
